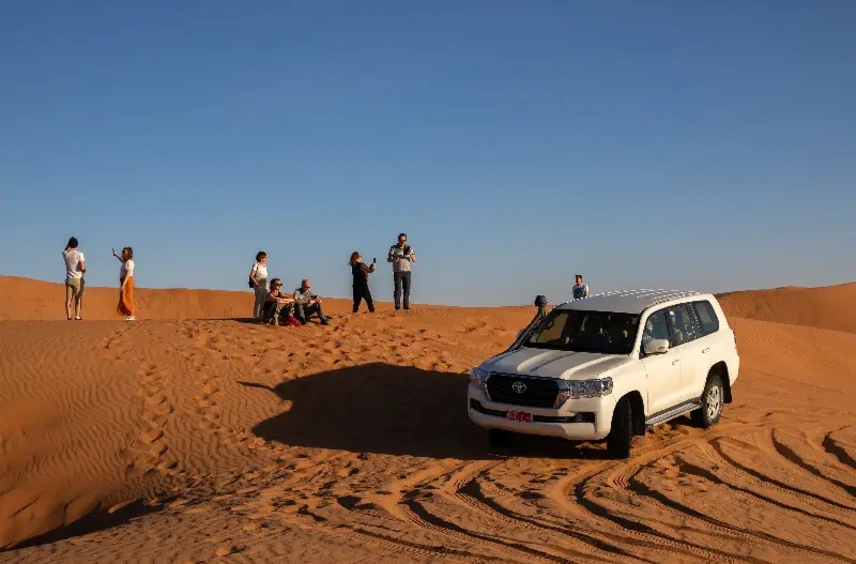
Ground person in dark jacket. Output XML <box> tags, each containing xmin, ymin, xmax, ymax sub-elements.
<box><xmin>349</xmin><ymin>251</ymin><xmax>376</xmax><ymax>313</ymax></box>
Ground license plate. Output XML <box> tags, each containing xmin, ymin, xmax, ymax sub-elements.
<box><xmin>506</xmin><ymin>410</ymin><xmax>532</xmax><ymax>422</ymax></box>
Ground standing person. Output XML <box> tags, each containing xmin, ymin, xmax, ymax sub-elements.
<box><xmin>350</xmin><ymin>251</ymin><xmax>376</xmax><ymax>313</ymax></box>
<box><xmin>63</xmin><ymin>237</ymin><xmax>86</xmax><ymax>320</ymax></box>
<box><xmin>249</xmin><ymin>251</ymin><xmax>269</xmax><ymax>320</ymax></box>
<box><xmin>293</xmin><ymin>279</ymin><xmax>330</xmax><ymax>325</ymax></box>
<box><xmin>112</xmin><ymin>247</ymin><xmax>136</xmax><ymax>321</ymax></box>
<box><xmin>572</xmin><ymin>274</ymin><xmax>590</xmax><ymax>300</ymax></box>
<box><xmin>387</xmin><ymin>232</ymin><xmax>415</xmax><ymax>310</ymax></box>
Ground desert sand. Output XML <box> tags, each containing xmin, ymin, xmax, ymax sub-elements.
<box><xmin>0</xmin><ymin>276</ymin><xmax>854</xmax><ymax>563</ymax></box>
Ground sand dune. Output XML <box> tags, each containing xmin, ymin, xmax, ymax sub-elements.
<box><xmin>718</xmin><ymin>282</ymin><xmax>856</xmax><ymax>334</ymax></box>
<box><xmin>0</xmin><ymin>277</ymin><xmax>854</xmax><ymax>563</ymax></box>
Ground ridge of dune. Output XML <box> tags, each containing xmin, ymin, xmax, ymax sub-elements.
<box><xmin>0</xmin><ymin>276</ymin><xmax>854</xmax><ymax>562</ymax></box>
<box><xmin>0</xmin><ymin>276</ymin><xmax>531</xmax><ymax>321</ymax></box>
<box><xmin>718</xmin><ymin>282</ymin><xmax>856</xmax><ymax>333</ymax></box>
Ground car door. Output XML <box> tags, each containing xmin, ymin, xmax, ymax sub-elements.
<box><xmin>640</xmin><ymin>309</ymin><xmax>683</xmax><ymax>415</ymax></box>
<box><xmin>665</xmin><ymin>303</ymin><xmax>706</xmax><ymax>403</ymax></box>
<box><xmin>689</xmin><ymin>298</ymin><xmax>730</xmax><ymax>386</ymax></box>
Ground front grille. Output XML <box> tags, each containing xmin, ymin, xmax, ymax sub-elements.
<box><xmin>486</xmin><ymin>373</ymin><xmax>559</xmax><ymax>408</ymax></box>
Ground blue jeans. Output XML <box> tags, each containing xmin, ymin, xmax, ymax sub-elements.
<box><xmin>295</xmin><ymin>302</ymin><xmax>325</xmax><ymax>323</ymax></box>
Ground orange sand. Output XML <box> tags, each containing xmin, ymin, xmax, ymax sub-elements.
<box><xmin>0</xmin><ymin>277</ymin><xmax>854</xmax><ymax>563</ymax></box>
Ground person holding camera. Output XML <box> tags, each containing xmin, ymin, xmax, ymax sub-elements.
<box><xmin>387</xmin><ymin>232</ymin><xmax>415</xmax><ymax>310</ymax></box>
<box><xmin>350</xmin><ymin>251</ymin><xmax>376</xmax><ymax>313</ymax></box>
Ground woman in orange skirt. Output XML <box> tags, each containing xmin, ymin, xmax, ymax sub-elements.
<box><xmin>113</xmin><ymin>246</ymin><xmax>136</xmax><ymax>321</ymax></box>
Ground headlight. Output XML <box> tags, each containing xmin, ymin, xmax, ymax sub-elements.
<box><xmin>469</xmin><ymin>367</ymin><xmax>490</xmax><ymax>392</ymax></box>
<box><xmin>554</xmin><ymin>377</ymin><xmax>613</xmax><ymax>407</ymax></box>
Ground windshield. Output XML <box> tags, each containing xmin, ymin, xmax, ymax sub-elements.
<box><xmin>524</xmin><ymin>309</ymin><xmax>640</xmax><ymax>355</ymax></box>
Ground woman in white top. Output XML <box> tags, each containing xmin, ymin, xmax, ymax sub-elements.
<box><xmin>249</xmin><ymin>251</ymin><xmax>269</xmax><ymax>319</ymax></box>
<box><xmin>113</xmin><ymin>246</ymin><xmax>136</xmax><ymax>321</ymax></box>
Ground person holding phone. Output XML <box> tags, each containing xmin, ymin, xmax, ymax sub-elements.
<box><xmin>349</xmin><ymin>251</ymin><xmax>376</xmax><ymax>313</ymax></box>
<box><xmin>387</xmin><ymin>232</ymin><xmax>415</xmax><ymax>310</ymax></box>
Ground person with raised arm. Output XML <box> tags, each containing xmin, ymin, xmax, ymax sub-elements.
<box><xmin>112</xmin><ymin>246</ymin><xmax>136</xmax><ymax>321</ymax></box>
<box><xmin>350</xmin><ymin>251</ymin><xmax>377</xmax><ymax>313</ymax></box>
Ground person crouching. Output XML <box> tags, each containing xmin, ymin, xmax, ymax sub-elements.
<box><xmin>293</xmin><ymin>279</ymin><xmax>330</xmax><ymax>325</ymax></box>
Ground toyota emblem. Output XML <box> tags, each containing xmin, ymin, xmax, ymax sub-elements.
<box><xmin>511</xmin><ymin>381</ymin><xmax>527</xmax><ymax>394</ymax></box>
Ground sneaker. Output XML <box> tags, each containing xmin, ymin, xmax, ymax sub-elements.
<box><xmin>125</xmin><ymin>316</ymin><xmax>136</xmax><ymax>321</ymax></box>
<box><xmin>74</xmin><ymin>316</ymin><xmax>83</xmax><ymax>321</ymax></box>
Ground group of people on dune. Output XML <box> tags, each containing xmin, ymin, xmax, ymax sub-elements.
<box><xmin>62</xmin><ymin>237</ymin><xmax>136</xmax><ymax>321</ymax></box>
<box><xmin>62</xmin><ymin>231</ymin><xmax>590</xmax><ymax>326</ymax></box>
<box><xmin>249</xmin><ymin>232</ymin><xmax>417</xmax><ymax>327</ymax></box>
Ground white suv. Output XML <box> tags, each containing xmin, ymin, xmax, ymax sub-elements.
<box><xmin>467</xmin><ymin>290</ymin><xmax>739</xmax><ymax>458</ymax></box>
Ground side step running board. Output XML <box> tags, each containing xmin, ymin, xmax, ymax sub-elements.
<box><xmin>645</xmin><ymin>401</ymin><xmax>702</xmax><ymax>429</ymax></box>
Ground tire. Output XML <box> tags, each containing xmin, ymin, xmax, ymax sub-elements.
<box><xmin>489</xmin><ymin>429</ymin><xmax>511</xmax><ymax>448</ymax></box>
<box><xmin>606</xmin><ymin>397</ymin><xmax>633</xmax><ymax>459</ymax></box>
<box><xmin>692</xmin><ymin>373</ymin><xmax>724</xmax><ymax>428</ymax></box>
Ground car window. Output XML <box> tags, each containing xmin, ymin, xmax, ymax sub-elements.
<box><xmin>641</xmin><ymin>310</ymin><xmax>670</xmax><ymax>351</ymax></box>
<box><xmin>692</xmin><ymin>300</ymin><xmax>720</xmax><ymax>336</ymax></box>
<box><xmin>525</xmin><ymin>309</ymin><xmax>640</xmax><ymax>355</ymax></box>
<box><xmin>666</xmin><ymin>304</ymin><xmax>702</xmax><ymax>347</ymax></box>
<box><xmin>537</xmin><ymin>315</ymin><xmax>565</xmax><ymax>343</ymax></box>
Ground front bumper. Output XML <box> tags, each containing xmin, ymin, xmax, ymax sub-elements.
<box><xmin>467</xmin><ymin>384</ymin><xmax>615</xmax><ymax>441</ymax></box>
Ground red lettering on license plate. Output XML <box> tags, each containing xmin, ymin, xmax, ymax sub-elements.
<box><xmin>506</xmin><ymin>410</ymin><xmax>532</xmax><ymax>422</ymax></box>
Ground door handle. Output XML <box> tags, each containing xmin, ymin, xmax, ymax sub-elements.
<box><xmin>671</xmin><ymin>359</ymin><xmax>680</xmax><ymax>365</ymax></box>
<box><xmin>702</xmin><ymin>347</ymin><xmax>710</xmax><ymax>353</ymax></box>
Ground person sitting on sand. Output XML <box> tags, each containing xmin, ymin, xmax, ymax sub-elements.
<box><xmin>293</xmin><ymin>279</ymin><xmax>330</xmax><ymax>325</ymax></box>
<box><xmin>263</xmin><ymin>278</ymin><xmax>297</xmax><ymax>326</ymax></box>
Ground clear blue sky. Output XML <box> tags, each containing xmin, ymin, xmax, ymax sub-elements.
<box><xmin>1</xmin><ymin>1</ymin><xmax>854</xmax><ymax>306</ymax></box>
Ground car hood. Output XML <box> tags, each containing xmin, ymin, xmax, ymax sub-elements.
<box><xmin>483</xmin><ymin>347</ymin><xmax>629</xmax><ymax>381</ymax></box>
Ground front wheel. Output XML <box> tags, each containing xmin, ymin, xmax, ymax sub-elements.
<box><xmin>692</xmin><ymin>374</ymin><xmax>724</xmax><ymax>428</ymax></box>
<box><xmin>606</xmin><ymin>397</ymin><xmax>633</xmax><ymax>459</ymax></box>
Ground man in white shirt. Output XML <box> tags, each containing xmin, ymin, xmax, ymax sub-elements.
<box><xmin>63</xmin><ymin>237</ymin><xmax>86</xmax><ymax>320</ymax></box>
<box><xmin>387</xmin><ymin>232</ymin><xmax>416</xmax><ymax>310</ymax></box>
<box><xmin>572</xmin><ymin>274</ymin><xmax>590</xmax><ymax>300</ymax></box>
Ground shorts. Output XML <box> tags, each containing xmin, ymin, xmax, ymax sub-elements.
<box><xmin>66</xmin><ymin>277</ymin><xmax>84</xmax><ymax>300</ymax></box>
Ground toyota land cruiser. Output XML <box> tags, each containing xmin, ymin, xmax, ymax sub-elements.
<box><xmin>467</xmin><ymin>290</ymin><xmax>740</xmax><ymax>458</ymax></box>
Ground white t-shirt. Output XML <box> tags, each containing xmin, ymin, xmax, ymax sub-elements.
<box><xmin>121</xmin><ymin>259</ymin><xmax>135</xmax><ymax>278</ymax></box>
<box><xmin>63</xmin><ymin>250</ymin><xmax>85</xmax><ymax>279</ymax></box>
<box><xmin>252</xmin><ymin>262</ymin><xmax>268</xmax><ymax>281</ymax></box>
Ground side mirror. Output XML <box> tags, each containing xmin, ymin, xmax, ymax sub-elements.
<box><xmin>644</xmin><ymin>338</ymin><xmax>669</xmax><ymax>355</ymax></box>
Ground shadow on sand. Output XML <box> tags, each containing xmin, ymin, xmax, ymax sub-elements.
<box><xmin>1</xmin><ymin>499</ymin><xmax>163</xmax><ymax>553</ymax></box>
<box><xmin>243</xmin><ymin>362</ymin><xmax>615</xmax><ymax>460</ymax></box>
